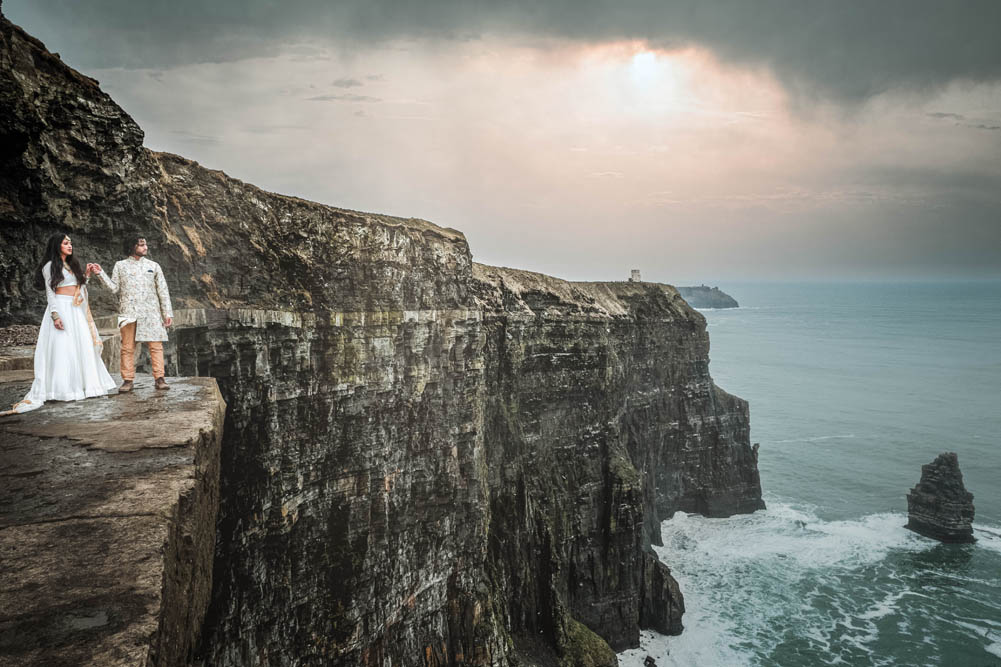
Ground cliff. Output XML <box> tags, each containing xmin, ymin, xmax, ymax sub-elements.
<box><xmin>0</xmin><ymin>11</ymin><xmax>763</xmax><ymax>666</ymax></box>
<box><xmin>0</xmin><ymin>373</ymin><xmax>225</xmax><ymax>666</ymax></box>
<box><xmin>676</xmin><ymin>286</ymin><xmax>739</xmax><ymax>309</ymax></box>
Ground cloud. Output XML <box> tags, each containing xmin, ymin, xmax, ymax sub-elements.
<box><xmin>242</xmin><ymin>124</ymin><xmax>308</xmax><ymax>134</ymax></box>
<box><xmin>70</xmin><ymin>36</ymin><xmax>1001</xmax><ymax>280</ymax></box>
<box><xmin>845</xmin><ymin>165</ymin><xmax>1001</xmax><ymax>201</ymax></box>
<box><xmin>332</xmin><ymin>78</ymin><xmax>363</xmax><ymax>88</ymax></box>
<box><xmin>307</xmin><ymin>93</ymin><xmax>381</xmax><ymax>102</ymax></box>
<box><xmin>6</xmin><ymin>0</ymin><xmax>1001</xmax><ymax>104</ymax></box>
<box><xmin>636</xmin><ymin>187</ymin><xmax>935</xmax><ymax>212</ymax></box>
<box><xmin>168</xmin><ymin>129</ymin><xmax>219</xmax><ymax>145</ymax></box>
<box><xmin>926</xmin><ymin>112</ymin><xmax>1001</xmax><ymax>131</ymax></box>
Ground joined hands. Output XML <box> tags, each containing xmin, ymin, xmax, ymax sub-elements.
<box><xmin>81</xmin><ymin>263</ymin><xmax>170</xmax><ymax>327</ymax></box>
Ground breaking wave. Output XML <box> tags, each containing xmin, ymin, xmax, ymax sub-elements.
<box><xmin>618</xmin><ymin>502</ymin><xmax>1001</xmax><ymax>666</ymax></box>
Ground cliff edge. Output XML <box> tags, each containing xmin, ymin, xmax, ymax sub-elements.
<box><xmin>1</xmin><ymin>11</ymin><xmax>763</xmax><ymax>665</ymax></box>
<box><xmin>0</xmin><ymin>374</ymin><xmax>225</xmax><ymax>666</ymax></box>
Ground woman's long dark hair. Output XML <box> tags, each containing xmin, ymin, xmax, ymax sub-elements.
<box><xmin>35</xmin><ymin>233</ymin><xmax>86</xmax><ymax>291</ymax></box>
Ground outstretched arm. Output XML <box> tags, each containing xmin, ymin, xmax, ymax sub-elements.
<box><xmin>96</xmin><ymin>262</ymin><xmax>121</xmax><ymax>293</ymax></box>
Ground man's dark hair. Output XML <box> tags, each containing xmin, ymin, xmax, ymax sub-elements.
<box><xmin>123</xmin><ymin>235</ymin><xmax>146</xmax><ymax>257</ymax></box>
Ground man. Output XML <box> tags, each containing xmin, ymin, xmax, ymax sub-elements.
<box><xmin>92</xmin><ymin>236</ymin><xmax>173</xmax><ymax>391</ymax></box>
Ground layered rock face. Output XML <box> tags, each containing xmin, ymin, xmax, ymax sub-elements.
<box><xmin>1</xmin><ymin>12</ymin><xmax>764</xmax><ymax>666</ymax></box>
<box><xmin>0</xmin><ymin>13</ymin><xmax>157</xmax><ymax>324</ymax></box>
<box><xmin>906</xmin><ymin>452</ymin><xmax>976</xmax><ymax>543</ymax></box>
<box><xmin>472</xmin><ymin>266</ymin><xmax>761</xmax><ymax>655</ymax></box>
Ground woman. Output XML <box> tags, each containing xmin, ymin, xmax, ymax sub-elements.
<box><xmin>3</xmin><ymin>234</ymin><xmax>118</xmax><ymax>414</ymax></box>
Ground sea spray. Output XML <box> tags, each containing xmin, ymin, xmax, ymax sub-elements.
<box><xmin>619</xmin><ymin>501</ymin><xmax>1001</xmax><ymax>666</ymax></box>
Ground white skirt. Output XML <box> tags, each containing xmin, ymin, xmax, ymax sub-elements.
<box><xmin>9</xmin><ymin>294</ymin><xmax>118</xmax><ymax>414</ymax></box>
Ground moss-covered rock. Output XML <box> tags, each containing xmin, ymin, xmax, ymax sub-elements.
<box><xmin>559</xmin><ymin>618</ymin><xmax>617</xmax><ymax>667</ymax></box>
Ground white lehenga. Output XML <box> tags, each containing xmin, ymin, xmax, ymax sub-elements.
<box><xmin>5</xmin><ymin>262</ymin><xmax>117</xmax><ymax>415</ymax></box>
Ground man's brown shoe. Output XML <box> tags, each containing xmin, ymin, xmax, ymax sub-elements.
<box><xmin>155</xmin><ymin>377</ymin><xmax>170</xmax><ymax>391</ymax></box>
<box><xmin>119</xmin><ymin>380</ymin><xmax>134</xmax><ymax>393</ymax></box>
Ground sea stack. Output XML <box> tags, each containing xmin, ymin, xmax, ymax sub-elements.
<box><xmin>906</xmin><ymin>452</ymin><xmax>976</xmax><ymax>543</ymax></box>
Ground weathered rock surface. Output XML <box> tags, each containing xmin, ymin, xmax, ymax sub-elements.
<box><xmin>906</xmin><ymin>452</ymin><xmax>976</xmax><ymax>543</ymax></box>
<box><xmin>0</xmin><ymin>324</ymin><xmax>37</xmax><ymax>347</ymax></box>
<box><xmin>0</xmin><ymin>375</ymin><xmax>225</xmax><ymax>667</ymax></box>
<box><xmin>1</xmin><ymin>10</ymin><xmax>764</xmax><ymax>666</ymax></box>
<box><xmin>676</xmin><ymin>286</ymin><xmax>739</xmax><ymax>309</ymax></box>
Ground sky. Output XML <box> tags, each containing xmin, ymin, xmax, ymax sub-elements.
<box><xmin>5</xmin><ymin>1</ymin><xmax>1001</xmax><ymax>282</ymax></box>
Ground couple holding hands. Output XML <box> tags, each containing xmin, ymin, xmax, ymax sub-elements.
<box><xmin>4</xmin><ymin>233</ymin><xmax>174</xmax><ymax>415</ymax></box>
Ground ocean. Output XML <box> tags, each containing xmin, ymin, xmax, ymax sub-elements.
<box><xmin>620</xmin><ymin>281</ymin><xmax>1001</xmax><ymax>667</ymax></box>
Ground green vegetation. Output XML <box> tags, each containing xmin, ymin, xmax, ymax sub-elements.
<box><xmin>559</xmin><ymin>618</ymin><xmax>616</xmax><ymax>667</ymax></box>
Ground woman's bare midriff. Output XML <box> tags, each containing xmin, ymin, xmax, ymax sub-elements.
<box><xmin>55</xmin><ymin>286</ymin><xmax>77</xmax><ymax>295</ymax></box>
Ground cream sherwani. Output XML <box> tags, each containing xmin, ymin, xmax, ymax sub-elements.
<box><xmin>98</xmin><ymin>257</ymin><xmax>173</xmax><ymax>341</ymax></box>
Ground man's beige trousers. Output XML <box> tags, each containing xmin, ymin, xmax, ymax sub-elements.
<box><xmin>119</xmin><ymin>321</ymin><xmax>164</xmax><ymax>380</ymax></box>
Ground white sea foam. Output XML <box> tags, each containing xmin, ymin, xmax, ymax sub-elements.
<box><xmin>618</xmin><ymin>503</ymin><xmax>951</xmax><ymax>666</ymax></box>
<box><xmin>617</xmin><ymin>627</ymin><xmax>751</xmax><ymax>667</ymax></box>
<box><xmin>657</xmin><ymin>504</ymin><xmax>920</xmax><ymax>571</ymax></box>
<box><xmin>953</xmin><ymin>619</ymin><xmax>1001</xmax><ymax>661</ymax></box>
<box><xmin>974</xmin><ymin>524</ymin><xmax>1001</xmax><ymax>555</ymax></box>
<box><xmin>858</xmin><ymin>590</ymin><xmax>912</xmax><ymax>622</ymax></box>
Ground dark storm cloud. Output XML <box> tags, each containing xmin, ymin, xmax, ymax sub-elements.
<box><xmin>926</xmin><ymin>112</ymin><xmax>1001</xmax><ymax>131</ymax></box>
<box><xmin>6</xmin><ymin>0</ymin><xmax>1001</xmax><ymax>103</ymax></box>
<box><xmin>845</xmin><ymin>165</ymin><xmax>1001</xmax><ymax>203</ymax></box>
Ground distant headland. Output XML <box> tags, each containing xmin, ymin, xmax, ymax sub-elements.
<box><xmin>677</xmin><ymin>285</ymin><xmax>739</xmax><ymax>309</ymax></box>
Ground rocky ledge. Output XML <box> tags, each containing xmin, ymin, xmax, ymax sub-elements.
<box><xmin>0</xmin><ymin>373</ymin><xmax>225</xmax><ymax>667</ymax></box>
<box><xmin>676</xmin><ymin>286</ymin><xmax>739</xmax><ymax>309</ymax></box>
<box><xmin>906</xmin><ymin>452</ymin><xmax>976</xmax><ymax>544</ymax></box>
